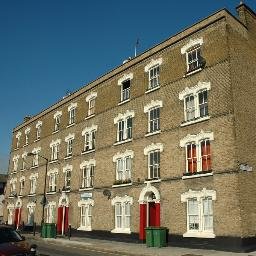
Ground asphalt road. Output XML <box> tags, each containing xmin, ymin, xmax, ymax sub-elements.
<box><xmin>34</xmin><ymin>239</ymin><xmax>128</xmax><ymax>256</ymax></box>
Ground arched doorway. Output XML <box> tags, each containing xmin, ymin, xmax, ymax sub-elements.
<box><xmin>57</xmin><ymin>192</ymin><xmax>69</xmax><ymax>235</ymax></box>
<box><xmin>138</xmin><ymin>183</ymin><xmax>161</xmax><ymax>240</ymax></box>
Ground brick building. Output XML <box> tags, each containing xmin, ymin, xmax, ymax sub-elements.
<box><xmin>4</xmin><ymin>3</ymin><xmax>256</xmax><ymax>252</ymax></box>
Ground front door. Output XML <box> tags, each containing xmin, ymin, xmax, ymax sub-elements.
<box><xmin>57</xmin><ymin>206</ymin><xmax>69</xmax><ymax>235</ymax></box>
<box><xmin>148</xmin><ymin>202</ymin><xmax>156</xmax><ymax>226</ymax></box>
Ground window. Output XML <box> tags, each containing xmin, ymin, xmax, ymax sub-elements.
<box><xmin>181</xmin><ymin>38</ymin><xmax>204</xmax><ymax>74</ymax></box>
<box><xmin>180</xmin><ymin>131</ymin><xmax>213</xmax><ymax>176</ymax></box>
<box><xmin>81</xmin><ymin>165</ymin><xmax>94</xmax><ymax>189</ymax></box>
<box><xmin>24</xmin><ymin>127</ymin><xmax>30</xmax><ymax>146</ymax></box>
<box><xmin>50</xmin><ymin>140</ymin><xmax>61</xmax><ymax>161</ymax></box>
<box><xmin>111</xmin><ymin>195</ymin><xmax>133</xmax><ymax>234</ymax></box>
<box><xmin>49</xmin><ymin>173</ymin><xmax>56</xmax><ymax>192</ymax></box>
<box><xmin>69</xmin><ymin>108</ymin><xmax>76</xmax><ymax>125</ymax></box>
<box><xmin>113</xmin><ymin>150</ymin><xmax>134</xmax><ymax>185</ymax></box>
<box><xmin>16</xmin><ymin>132</ymin><xmax>21</xmax><ymax>149</ymax></box>
<box><xmin>54</xmin><ymin>114</ymin><xmax>61</xmax><ymax>132</ymax></box>
<box><xmin>114</xmin><ymin>111</ymin><xmax>134</xmax><ymax>143</ymax></box>
<box><xmin>7</xmin><ymin>206</ymin><xmax>14</xmax><ymax>225</ymax></box>
<box><xmin>35</xmin><ymin>121</ymin><xmax>42</xmax><ymax>140</ymax></box>
<box><xmin>9</xmin><ymin>178</ymin><xmax>17</xmax><ymax>195</ymax></box>
<box><xmin>144</xmin><ymin>143</ymin><xmax>163</xmax><ymax>180</ymax></box>
<box><xmin>179</xmin><ymin>81</ymin><xmax>210</xmax><ymax>124</ymax></box>
<box><xmin>78</xmin><ymin>199</ymin><xmax>94</xmax><ymax>231</ymax></box>
<box><xmin>27</xmin><ymin>203</ymin><xmax>36</xmax><ymax>225</ymax></box>
<box><xmin>82</xmin><ymin>125</ymin><xmax>97</xmax><ymax>153</ymax></box>
<box><xmin>29</xmin><ymin>173</ymin><xmax>38</xmax><ymax>195</ymax></box>
<box><xmin>64</xmin><ymin>169</ymin><xmax>71</xmax><ymax>190</ymax></box>
<box><xmin>19</xmin><ymin>178</ymin><xmax>25</xmax><ymax>196</ymax></box>
<box><xmin>121</xmin><ymin>80</ymin><xmax>131</xmax><ymax>102</ymax></box>
<box><xmin>12</xmin><ymin>155</ymin><xmax>20</xmax><ymax>173</ymax></box>
<box><xmin>31</xmin><ymin>147</ymin><xmax>41</xmax><ymax>167</ymax></box>
<box><xmin>181</xmin><ymin>188</ymin><xmax>216</xmax><ymax>238</ymax></box>
<box><xmin>46</xmin><ymin>202</ymin><xmax>56</xmax><ymax>223</ymax></box>
<box><xmin>65</xmin><ymin>134</ymin><xmax>74</xmax><ymax>157</ymax></box>
<box><xmin>21</xmin><ymin>152</ymin><xmax>27</xmax><ymax>170</ymax></box>
<box><xmin>86</xmin><ymin>92</ymin><xmax>97</xmax><ymax>117</ymax></box>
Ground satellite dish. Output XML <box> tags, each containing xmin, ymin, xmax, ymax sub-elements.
<box><xmin>103</xmin><ymin>189</ymin><xmax>111</xmax><ymax>200</ymax></box>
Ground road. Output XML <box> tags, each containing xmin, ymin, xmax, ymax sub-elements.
<box><xmin>30</xmin><ymin>239</ymin><xmax>129</xmax><ymax>256</ymax></box>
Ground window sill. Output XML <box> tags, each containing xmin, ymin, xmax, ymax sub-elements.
<box><xmin>145</xmin><ymin>130</ymin><xmax>161</xmax><ymax>137</ymax></box>
<box><xmin>118</xmin><ymin>99</ymin><xmax>130</xmax><ymax>106</ymax></box>
<box><xmin>30</xmin><ymin>166</ymin><xmax>38</xmax><ymax>169</ymax></box>
<box><xmin>8</xmin><ymin>195</ymin><xmax>15</xmax><ymax>199</ymax></box>
<box><xmin>28</xmin><ymin>193</ymin><xmax>36</xmax><ymax>197</ymax></box>
<box><xmin>183</xmin><ymin>231</ymin><xmax>215</xmax><ymax>238</ymax></box>
<box><xmin>49</xmin><ymin>160</ymin><xmax>59</xmax><ymax>164</ymax></box>
<box><xmin>77</xmin><ymin>227</ymin><xmax>92</xmax><ymax>231</ymax></box>
<box><xmin>18</xmin><ymin>195</ymin><xmax>24</xmax><ymax>198</ymax></box>
<box><xmin>81</xmin><ymin>149</ymin><xmax>95</xmax><ymax>155</ymax></box>
<box><xmin>52</xmin><ymin>130</ymin><xmax>59</xmax><ymax>135</ymax></box>
<box><xmin>85</xmin><ymin>114</ymin><xmax>95</xmax><ymax>120</ymax></box>
<box><xmin>46</xmin><ymin>191</ymin><xmax>57</xmax><ymax>195</ymax></box>
<box><xmin>20</xmin><ymin>169</ymin><xmax>25</xmax><ymax>172</ymax></box>
<box><xmin>64</xmin><ymin>155</ymin><xmax>72</xmax><ymax>160</ymax></box>
<box><xmin>112</xmin><ymin>183</ymin><xmax>132</xmax><ymax>188</ymax></box>
<box><xmin>114</xmin><ymin>138</ymin><xmax>133</xmax><ymax>146</ymax></box>
<box><xmin>111</xmin><ymin>228</ymin><xmax>131</xmax><ymax>234</ymax></box>
<box><xmin>62</xmin><ymin>189</ymin><xmax>71</xmax><ymax>193</ymax></box>
<box><xmin>183</xmin><ymin>67</ymin><xmax>202</xmax><ymax>77</ymax></box>
<box><xmin>144</xmin><ymin>178</ymin><xmax>161</xmax><ymax>184</ymax></box>
<box><xmin>66</xmin><ymin>123</ymin><xmax>75</xmax><ymax>128</ymax></box>
<box><xmin>181</xmin><ymin>116</ymin><xmax>210</xmax><ymax>127</ymax></box>
<box><xmin>34</xmin><ymin>139</ymin><xmax>40</xmax><ymax>142</ymax></box>
<box><xmin>79</xmin><ymin>187</ymin><xmax>93</xmax><ymax>191</ymax></box>
<box><xmin>182</xmin><ymin>172</ymin><xmax>213</xmax><ymax>180</ymax></box>
<box><xmin>145</xmin><ymin>86</ymin><xmax>160</xmax><ymax>94</ymax></box>
<box><xmin>23</xmin><ymin>144</ymin><xmax>28</xmax><ymax>148</ymax></box>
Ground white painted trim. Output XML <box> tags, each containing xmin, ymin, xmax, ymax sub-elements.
<box><xmin>180</xmin><ymin>116</ymin><xmax>210</xmax><ymax>127</ymax></box>
<box><xmin>63</xmin><ymin>164</ymin><xmax>73</xmax><ymax>173</ymax></box>
<box><xmin>19</xmin><ymin>176</ymin><xmax>25</xmax><ymax>182</ymax></box>
<box><xmin>138</xmin><ymin>183</ymin><xmax>160</xmax><ymax>203</ymax></box>
<box><xmin>47</xmin><ymin>168</ymin><xmax>59</xmax><ymax>176</ymax></box>
<box><xmin>32</xmin><ymin>147</ymin><xmax>41</xmax><ymax>153</ymax></box>
<box><xmin>180</xmin><ymin>130</ymin><xmax>214</xmax><ymax>147</ymax></box>
<box><xmin>114</xmin><ymin>110</ymin><xmax>135</xmax><ymax>124</ymax></box>
<box><xmin>29</xmin><ymin>173</ymin><xmax>38</xmax><ymax>180</ymax></box>
<box><xmin>9</xmin><ymin>177</ymin><xmax>17</xmax><ymax>184</ymax></box>
<box><xmin>183</xmin><ymin>231</ymin><xmax>215</xmax><ymax>238</ymax></box>
<box><xmin>65</xmin><ymin>133</ymin><xmax>75</xmax><ymax>142</ymax></box>
<box><xmin>181</xmin><ymin>37</ymin><xmax>203</xmax><ymax>54</ymax></box>
<box><xmin>179</xmin><ymin>81</ymin><xmax>211</xmax><ymax>100</ymax></box>
<box><xmin>111</xmin><ymin>228</ymin><xmax>131</xmax><ymax>234</ymax></box>
<box><xmin>53</xmin><ymin>110</ymin><xmax>62</xmax><ymax>119</ymax></box>
<box><xmin>25</xmin><ymin>127</ymin><xmax>31</xmax><ymax>134</ymax></box>
<box><xmin>112</xmin><ymin>183</ymin><xmax>133</xmax><ymax>188</ymax></box>
<box><xmin>86</xmin><ymin>92</ymin><xmax>97</xmax><ymax>102</ymax></box>
<box><xmin>15</xmin><ymin>198</ymin><xmax>23</xmax><ymax>208</ymax></box>
<box><xmin>36</xmin><ymin>121</ymin><xmax>42</xmax><ymax>128</ymax></box>
<box><xmin>118</xmin><ymin>73</ymin><xmax>133</xmax><ymax>85</ymax></box>
<box><xmin>68</xmin><ymin>102</ymin><xmax>77</xmax><ymax>111</ymax></box>
<box><xmin>144</xmin><ymin>57</ymin><xmax>163</xmax><ymax>72</ymax></box>
<box><xmin>181</xmin><ymin>188</ymin><xmax>216</xmax><ymax>202</ymax></box>
<box><xmin>182</xmin><ymin>172</ymin><xmax>213</xmax><ymax>180</ymax></box>
<box><xmin>45</xmin><ymin>201</ymin><xmax>56</xmax><ymax>207</ymax></box>
<box><xmin>144</xmin><ymin>143</ymin><xmax>163</xmax><ymax>155</ymax></box>
<box><xmin>58</xmin><ymin>191</ymin><xmax>69</xmax><ymax>207</ymax></box>
<box><xmin>80</xmin><ymin>159</ymin><xmax>96</xmax><ymax>169</ymax></box>
<box><xmin>27</xmin><ymin>202</ymin><xmax>36</xmax><ymax>208</ymax></box>
<box><xmin>77</xmin><ymin>227</ymin><xmax>92</xmax><ymax>231</ymax></box>
<box><xmin>111</xmin><ymin>195</ymin><xmax>133</xmax><ymax>205</ymax></box>
<box><xmin>7</xmin><ymin>203</ymin><xmax>15</xmax><ymax>209</ymax></box>
<box><xmin>82</xmin><ymin>125</ymin><xmax>98</xmax><ymax>136</ymax></box>
<box><xmin>50</xmin><ymin>139</ymin><xmax>61</xmax><ymax>147</ymax></box>
<box><xmin>78</xmin><ymin>198</ymin><xmax>94</xmax><ymax>207</ymax></box>
<box><xmin>16</xmin><ymin>132</ymin><xmax>21</xmax><ymax>139</ymax></box>
<box><xmin>113</xmin><ymin>150</ymin><xmax>134</xmax><ymax>162</ymax></box>
<box><xmin>144</xmin><ymin>100</ymin><xmax>163</xmax><ymax>113</ymax></box>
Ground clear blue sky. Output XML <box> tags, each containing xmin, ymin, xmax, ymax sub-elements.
<box><xmin>1</xmin><ymin>0</ymin><xmax>256</xmax><ymax>173</ymax></box>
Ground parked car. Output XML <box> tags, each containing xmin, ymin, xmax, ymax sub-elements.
<box><xmin>0</xmin><ymin>226</ymin><xmax>37</xmax><ymax>256</ymax></box>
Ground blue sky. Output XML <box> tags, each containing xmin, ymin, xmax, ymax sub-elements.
<box><xmin>1</xmin><ymin>0</ymin><xmax>256</xmax><ymax>173</ymax></box>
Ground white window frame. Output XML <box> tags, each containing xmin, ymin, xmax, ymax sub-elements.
<box><xmin>86</xmin><ymin>92</ymin><xmax>97</xmax><ymax>117</ymax></box>
<box><xmin>50</xmin><ymin>139</ymin><xmax>61</xmax><ymax>161</ymax></box>
<box><xmin>65</xmin><ymin>133</ymin><xmax>75</xmax><ymax>157</ymax></box>
<box><xmin>45</xmin><ymin>202</ymin><xmax>56</xmax><ymax>224</ymax></box>
<box><xmin>114</xmin><ymin>110</ymin><xmax>134</xmax><ymax>143</ymax></box>
<box><xmin>35</xmin><ymin>121</ymin><xmax>42</xmax><ymax>140</ymax></box>
<box><xmin>16</xmin><ymin>132</ymin><xmax>21</xmax><ymax>149</ymax></box>
<box><xmin>180</xmin><ymin>130</ymin><xmax>214</xmax><ymax>175</ymax></box>
<box><xmin>179</xmin><ymin>81</ymin><xmax>211</xmax><ymax>125</ymax></box>
<box><xmin>19</xmin><ymin>177</ymin><xmax>25</xmax><ymax>196</ymax></box>
<box><xmin>144</xmin><ymin>58</ymin><xmax>162</xmax><ymax>91</ymax></box>
<box><xmin>181</xmin><ymin>38</ymin><xmax>203</xmax><ymax>74</ymax></box>
<box><xmin>63</xmin><ymin>164</ymin><xmax>73</xmax><ymax>191</ymax></box>
<box><xmin>118</xmin><ymin>73</ymin><xmax>133</xmax><ymax>103</ymax></box>
<box><xmin>47</xmin><ymin>168</ymin><xmax>58</xmax><ymax>193</ymax></box>
<box><xmin>31</xmin><ymin>147</ymin><xmax>41</xmax><ymax>167</ymax></box>
<box><xmin>68</xmin><ymin>103</ymin><xmax>77</xmax><ymax>126</ymax></box>
<box><xmin>111</xmin><ymin>195</ymin><xmax>133</xmax><ymax>234</ymax></box>
<box><xmin>53</xmin><ymin>111</ymin><xmax>62</xmax><ymax>132</ymax></box>
<box><xmin>21</xmin><ymin>152</ymin><xmax>27</xmax><ymax>171</ymax></box>
<box><xmin>144</xmin><ymin>143</ymin><xmax>163</xmax><ymax>180</ymax></box>
<box><xmin>80</xmin><ymin>160</ymin><xmax>95</xmax><ymax>189</ymax></box>
<box><xmin>12</xmin><ymin>155</ymin><xmax>20</xmax><ymax>173</ymax></box>
<box><xmin>24</xmin><ymin>127</ymin><xmax>31</xmax><ymax>146</ymax></box>
<box><xmin>82</xmin><ymin>125</ymin><xmax>97</xmax><ymax>153</ymax></box>
<box><xmin>78</xmin><ymin>199</ymin><xmax>94</xmax><ymax>231</ymax></box>
<box><xmin>113</xmin><ymin>150</ymin><xmax>134</xmax><ymax>183</ymax></box>
<box><xmin>9</xmin><ymin>178</ymin><xmax>17</xmax><ymax>195</ymax></box>
<box><xmin>7</xmin><ymin>204</ymin><xmax>14</xmax><ymax>225</ymax></box>
<box><xmin>181</xmin><ymin>188</ymin><xmax>216</xmax><ymax>238</ymax></box>
<box><xmin>29</xmin><ymin>173</ymin><xmax>38</xmax><ymax>195</ymax></box>
<box><xmin>27</xmin><ymin>202</ymin><xmax>36</xmax><ymax>225</ymax></box>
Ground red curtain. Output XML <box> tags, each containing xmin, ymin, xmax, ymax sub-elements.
<box><xmin>201</xmin><ymin>141</ymin><xmax>211</xmax><ymax>171</ymax></box>
<box><xmin>149</xmin><ymin>202</ymin><xmax>156</xmax><ymax>226</ymax></box>
<box><xmin>188</xmin><ymin>144</ymin><xmax>197</xmax><ymax>173</ymax></box>
<box><xmin>14</xmin><ymin>208</ymin><xmax>21</xmax><ymax>229</ymax></box>
<box><xmin>57</xmin><ymin>207</ymin><xmax>63</xmax><ymax>233</ymax></box>
<box><xmin>139</xmin><ymin>204</ymin><xmax>146</xmax><ymax>240</ymax></box>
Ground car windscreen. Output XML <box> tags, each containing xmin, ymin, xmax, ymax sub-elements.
<box><xmin>0</xmin><ymin>228</ymin><xmax>23</xmax><ymax>243</ymax></box>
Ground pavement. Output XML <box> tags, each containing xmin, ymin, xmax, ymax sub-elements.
<box><xmin>24</xmin><ymin>232</ymin><xmax>256</xmax><ymax>256</ymax></box>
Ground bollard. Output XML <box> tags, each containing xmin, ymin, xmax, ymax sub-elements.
<box><xmin>68</xmin><ymin>225</ymin><xmax>71</xmax><ymax>240</ymax></box>
<box><xmin>33</xmin><ymin>222</ymin><xmax>36</xmax><ymax>236</ymax></box>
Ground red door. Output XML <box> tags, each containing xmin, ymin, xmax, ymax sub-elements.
<box><xmin>57</xmin><ymin>207</ymin><xmax>69</xmax><ymax>234</ymax></box>
<box><xmin>14</xmin><ymin>208</ymin><xmax>21</xmax><ymax>229</ymax></box>
<box><xmin>149</xmin><ymin>202</ymin><xmax>156</xmax><ymax>226</ymax></box>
